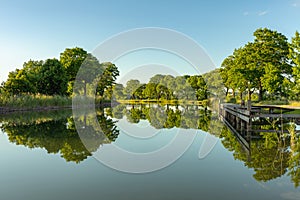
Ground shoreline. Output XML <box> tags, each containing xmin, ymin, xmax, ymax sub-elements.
<box><xmin>0</xmin><ymin>101</ymin><xmax>120</xmax><ymax>115</ymax></box>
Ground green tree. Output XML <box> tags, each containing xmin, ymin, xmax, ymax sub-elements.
<box><xmin>38</xmin><ymin>58</ymin><xmax>68</xmax><ymax>95</ymax></box>
<box><xmin>289</xmin><ymin>31</ymin><xmax>300</xmax><ymax>99</ymax></box>
<box><xmin>124</xmin><ymin>79</ymin><xmax>141</xmax><ymax>99</ymax></box>
<box><xmin>96</xmin><ymin>62</ymin><xmax>120</xmax><ymax>97</ymax></box>
<box><xmin>143</xmin><ymin>83</ymin><xmax>158</xmax><ymax>99</ymax></box>
<box><xmin>221</xmin><ymin>28</ymin><xmax>292</xmax><ymax>101</ymax></box>
<box><xmin>3</xmin><ymin>60</ymin><xmax>43</xmax><ymax>95</ymax></box>
<box><xmin>253</xmin><ymin>28</ymin><xmax>291</xmax><ymax>99</ymax></box>
<box><xmin>220</xmin><ymin>54</ymin><xmax>246</xmax><ymax>98</ymax></box>
<box><xmin>187</xmin><ymin>75</ymin><xmax>208</xmax><ymax>100</ymax></box>
<box><xmin>112</xmin><ymin>83</ymin><xmax>126</xmax><ymax>100</ymax></box>
<box><xmin>60</xmin><ymin>47</ymin><xmax>88</xmax><ymax>95</ymax></box>
<box><xmin>74</xmin><ymin>53</ymin><xmax>103</xmax><ymax>96</ymax></box>
<box><xmin>134</xmin><ymin>83</ymin><xmax>146</xmax><ymax>99</ymax></box>
<box><xmin>156</xmin><ymin>84</ymin><xmax>172</xmax><ymax>100</ymax></box>
<box><xmin>149</xmin><ymin>74</ymin><xmax>165</xmax><ymax>84</ymax></box>
<box><xmin>203</xmin><ymin>68</ymin><xmax>225</xmax><ymax>98</ymax></box>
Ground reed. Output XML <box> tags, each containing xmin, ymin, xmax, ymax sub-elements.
<box><xmin>0</xmin><ymin>94</ymin><xmax>71</xmax><ymax>110</ymax></box>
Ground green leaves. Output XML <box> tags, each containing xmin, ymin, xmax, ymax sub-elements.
<box><xmin>60</xmin><ymin>47</ymin><xmax>88</xmax><ymax>82</ymax></box>
<box><xmin>2</xmin><ymin>47</ymin><xmax>120</xmax><ymax>98</ymax></box>
<box><xmin>221</xmin><ymin>28</ymin><xmax>293</xmax><ymax>101</ymax></box>
<box><xmin>290</xmin><ymin>31</ymin><xmax>300</xmax><ymax>99</ymax></box>
<box><xmin>121</xmin><ymin>74</ymin><xmax>208</xmax><ymax>101</ymax></box>
<box><xmin>38</xmin><ymin>58</ymin><xmax>68</xmax><ymax>95</ymax></box>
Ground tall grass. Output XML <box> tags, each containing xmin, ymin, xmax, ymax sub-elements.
<box><xmin>116</xmin><ymin>99</ymin><xmax>205</xmax><ymax>106</ymax></box>
<box><xmin>0</xmin><ymin>94</ymin><xmax>71</xmax><ymax>110</ymax></box>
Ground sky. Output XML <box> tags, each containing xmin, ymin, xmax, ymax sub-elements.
<box><xmin>1</xmin><ymin>0</ymin><xmax>300</xmax><ymax>83</ymax></box>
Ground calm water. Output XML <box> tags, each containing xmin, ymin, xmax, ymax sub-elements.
<box><xmin>0</xmin><ymin>105</ymin><xmax>299</xmax><ymax>200</ymax></box>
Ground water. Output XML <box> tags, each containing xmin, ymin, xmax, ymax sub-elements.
<box><xmin>0</xmin><ymin>105</ymin><xmax>299</xmax><ymax>200</ymax></box>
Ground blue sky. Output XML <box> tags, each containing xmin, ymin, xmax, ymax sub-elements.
<box><xmin>1</xmin><ymin>0</ymin><xmax>300</xmax><ymax>83</ymax></box>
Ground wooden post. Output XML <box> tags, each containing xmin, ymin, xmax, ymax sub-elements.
<box><xmin>247</xmin><ymin>100</ymin><xmax>251</xmax><ymax>111</ymax></box>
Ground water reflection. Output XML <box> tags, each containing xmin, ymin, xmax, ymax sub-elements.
<box><xmin>220</xmin><ymin>117</ymin><xmax>300</xmax><ymax>188</ymax></box>
<box><xmin>0</xmin><ymin>104</ymin><xmax>299</xmax><ymax>188</ymax></box>
<box><xmin>0</xmin><ymin>109</ymin><xmax>119</xmax><ymax>163</ymax></box>
<box><xmin>106</xmin><ymin>104</ymin><xmax>214</xmax><ymax>132</ymax></box>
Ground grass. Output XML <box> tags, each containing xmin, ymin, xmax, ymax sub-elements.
<box><xmin>116</xmin><ymin>99</ymin><xmax>205</xmax><ymax>106</ymax></box>
<box><xmin>252</xmin><ymin>100</ymin><xmax>300</xmax><ymax>109</ymax></box>
<box><xmin>289</xmin><ymin>101</ymin><xmax>300</xmax><ymax>107</ymax></box>
<box><xmin>0</xmin><ymin>94</ymin><xmax>72</xmax><ymax>110</ymax></box>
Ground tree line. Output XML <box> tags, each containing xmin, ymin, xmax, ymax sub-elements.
<box><xmin>0</xmin><ymin>47</ymin><xmax>119</xmax><ymax>98</ymax></box>
<box><xmin>111</xmin><ymin>74</ymin><xmax>208</xmax><ymax>101</ymax></box>
<box><xmin>220</xmin><ymin>28</ymin><xmax>300</xmax><ymax>101</ymax></box>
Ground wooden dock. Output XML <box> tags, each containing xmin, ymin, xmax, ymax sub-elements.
<box><xmin>219</xmin><ymin>102</ymin><xmax>300</xmax><ymax>152</ymax></box>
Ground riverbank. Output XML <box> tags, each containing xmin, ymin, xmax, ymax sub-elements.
<box><xmin>0</xmin><ymin>95</ymin><xmax>71</xmax><ymax>114</ymax></box>
<box><xmin>0</xmin><ymin>94</ymin><xmax>113</xmax><ymax>114</ymax></box>
<box><xmin>117</xmin><ymin>99</ymin><xmax>208</xmax><ymax>106</ymax></box>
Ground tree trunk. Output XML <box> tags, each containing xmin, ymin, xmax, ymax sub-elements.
<box><xmin>258</xmin><ymin>83</ymin><xmax>263</xmax><ymax>101</ymax></box>
<box><xmin>225</xmin><ymin>88</ymin><xmax>229</xmax><ymax>97</ymax></box>
<box><xmin>248</xmin><ymin>90</ymin><xmax>252</xmax><ymax>101</ymax></box>
<box><xmin>240</xmin><ymin>91</ymin><xmax>243</xmax><ymax>101</ymax></box>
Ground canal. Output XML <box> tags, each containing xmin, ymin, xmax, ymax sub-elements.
<box><xmin>0</xmin><ymin>104</ymin><xmax>299</xmax><ymax>200</ymax></box>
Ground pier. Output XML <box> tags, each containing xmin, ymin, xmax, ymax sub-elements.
<box><xmin>219</xmin><ymin>102</ymin><xmax>300</xmax><ymax>151</ymax></box>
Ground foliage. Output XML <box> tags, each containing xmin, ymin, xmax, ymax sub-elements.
<box><xmin>120</xmin><ymin>74</ymin><xmax>208</xmax><ymax>101</ymax></box>
<box><xmin>290</xmin><ymin>31</ymin><xmax>300</xmax><ymax>100</ymax></box>
<box><xmin>221</xmin><ymin>28</ymin><xmax>293</xmax><ymax>101</ymax></box>
<box><xmin>0</xmin><ymin>94</ymin><xmax>71</xmax><ymax>109</ymax></box>
<box><xmin>1</xmin><ymin>47</ymin><xmax>120</xmax><ymax>108</ymax></box>
<box><xmin>38</xmin><ymin>58</ymin><xmax>68</xmax><ymax>95</ymax></box>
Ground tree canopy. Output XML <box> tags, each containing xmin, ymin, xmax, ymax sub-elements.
<box><xmin>221</xmin><ymin>28</ymin><xmax>297</xmax><ymax>101</ymax></box>
<box><xmin>1</xmin><ymin>47</ymin><xmax>120</xmax><ymax>99</ymax></box>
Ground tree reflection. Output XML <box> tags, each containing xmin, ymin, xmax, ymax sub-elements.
<box><xmin>220</xmin><ymin>120</ymin><xmax>300</xmax><ymax>188</ymax></box>
<box><xmin>109</xmin><ymin>104</ymin><xmax>212</xmax><ymax>131</ymax></box>
<box><xmin>0</xmin><ymin>109</ymin><xmax>119</xmax><ymax>163</ymax></box>
<box><xmin>1</xmin><ymin>104</ymin><xmax>299</xmax><ymax>187</ymax></box>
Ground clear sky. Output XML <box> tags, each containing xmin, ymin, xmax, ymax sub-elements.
<box><xmin>1</xmin><ymin>0</ymin><xmax>300</xmax><ymax>83</ymax></box>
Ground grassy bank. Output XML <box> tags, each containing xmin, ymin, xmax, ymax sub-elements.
<box><xmin>117</xmin><ymin>99</ymin><xmax>207</xmax><ymax>106</ymax></box>
<box><xmin>253</xmin><ymin>100</ymin><xmax>300</xmax><ymax>108</ymax></box>
<box><xmin>0</xmin><ymin>94</ymin><xmax>112</xmax><ymax>113</ymax></box>
<box><xmin>0</xmin><ymin>94</ymin><xmax>72</xmax><ymax>112</ymax></box>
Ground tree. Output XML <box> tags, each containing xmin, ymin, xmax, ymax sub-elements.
<box><xmin>253</xmin><ymin>28</ymin><xmax>291</xmax><ymax>99</ymax></box>
<box><xmin>60</xmin><ymin>47</ymin><xmax>88</xmax><ymax>95</ymax></box>
<box><xmin>60</xmin><ymin>47</ymin><xmax>88</xmax><ymax>81</ymax></box>
<box><xmin>220</xmin><ymin>54</ymin><xmax>246</xmax><ymax>98</ymax></box>
<box><xmin>203</xmin><ymin>68</ymin><xmax>225</xmax><ymax>98</ymax></box>
<box><xmin>133</xmin><ymin>83</ymin><xmax>146</xmax><ymax>99</ymax></box>
<box><xmin>111</xmin><ymin>83</ymin><xmax>126</xmax><ymax>100</ymax></box>
<box><xmin>124</xmin><ymin>79</ymin><xmax>141</xmax><ymax>99</ymax></box>
<box><xmin>96</xmin><ymin>62</ymin><xmax>120</xmax><ymax>97</ymax></box>
<box><xmin>149</xmin><ymin>74</ymin><xmax>165</xmax><ymax>84</ymax></box>
<box><xmin>143</xmin><ymin>83</ymin><xmax>158</xmax><ymax>99</ymax></box>
<box><xmin>187</xmin><ymin>75</ymin><xmax>208</xmax><ymax>100</ymax></box>
<box><xmin>3</xmin><ymin>60</ymin><xmax>43</xmax><ymax>95</ymax></box>
<box><xmin>74</xmin><ymin>53</ymin><xmax>103</xmax><ymax>96</ymax></box>
<box><xmin>156</xmin><ymin>84</ymin><xmax>172</xmax><ymax>100</ymax></box>
<box><xmin>38</xmin><ymin>58</ymin><xmax>68</xmax><ymax>95</ymax></box>
<box><xmin>221</xmin><ymin>28</ymin><xmax>292</xmax><ymax>101</ymax></box>
<box><xmin>290</xmin><ymin>31</ymin><xmax>300</xmax><ymax>99</ymax></box>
